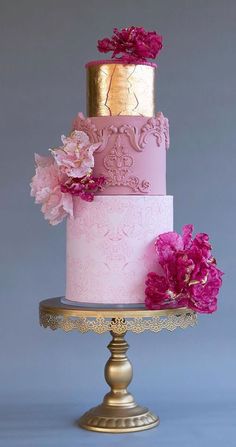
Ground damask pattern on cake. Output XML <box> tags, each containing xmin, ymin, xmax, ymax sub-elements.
<box><xmin>66</xmin><ymin>196</ymin><xmax>173</xmax><ymax>304</ymax></box>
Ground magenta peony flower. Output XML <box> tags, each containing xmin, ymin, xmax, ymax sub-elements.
<box><xmin>61</xmin><ymin>175</ymin><xmax>106</xmax><ymax>202</ymax></box>
<box><xmin>30</xmin><ymin>154</ymin><xmax>73</xmax><ymax>225</ymax></box>
<box><xmin>145</xmin><ymin>225</ymin><xmax>223</xmax><ymax>313</ymax></box>
<box><xmin>97</xmin><ymin>26</ymin><xmax>163</xmax><ymax>63</ymax></box>
<box><xmin>51</xmin><ymin>130</ymin><xmax>101</xmax><ymax>179</ymax></box>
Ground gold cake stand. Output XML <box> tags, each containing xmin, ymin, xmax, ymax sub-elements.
<box><xmin>39</xmin><ymin>297</ymin><xmax>197</xmax><ymax>433</ymax></box>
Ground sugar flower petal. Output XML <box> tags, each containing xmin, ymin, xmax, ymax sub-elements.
<box><xmin>182</xmin><ymin>224</ymin><xmax>194</xmax><ymax>249</ymax></box>
<box><xmin>51</xmin><ymin>130</ymin><xmax>100</xmax><ymax>179</ymax></box>
<box><xmin>30</xmin><ymin>153</ymin><xmax>73</xmax><ymax>225</ymax></box>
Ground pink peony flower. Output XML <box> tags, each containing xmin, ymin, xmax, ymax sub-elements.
<box><xmin>30</xmin><ymin>154</ymin><xmax>73</xmax><ymax>225</ymax></box>
<box><xmin>145</xmin><ymin>225</ymin><xmax>223</xmax><ymax>314</ymax></box>
<box><xmin>51</xmin><ymin>130</ymin><xmax>101</xmax><ymax>179</ymax></box>
<box><xmin>97</xmin><ymin>26</ymin><xmax>163</xmax><ymax>63</ymax></box>
<box><xmin>61</xmin><ymin>175</ymin><xmax>106</xmax><ymax>202</ymax></box>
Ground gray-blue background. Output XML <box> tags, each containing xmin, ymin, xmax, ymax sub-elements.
<box><xmin>0</xmin><ymin>0</ymin><xmax>235</xmax><ymax>446</ymax></box>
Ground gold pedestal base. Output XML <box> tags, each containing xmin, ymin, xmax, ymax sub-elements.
<box><xmin>78</xmin><ymin>330</ymin><xmax>159</xmax><ymax>433</ymax></box>
<box><xmin>79</xmin><ymin>404</ymin><xmax>159</xmax><ymax>433</ymax></box>
<box><xmin>39</xmin><ymin>299</ymin><xmax>197</xmax><ymax>434</ymax></box>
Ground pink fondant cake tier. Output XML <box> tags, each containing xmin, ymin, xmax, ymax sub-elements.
<box><xmin>73</xmin><ymin>113</ymin><xmax>169</xmax><ymax>195</ymax></box>
<box><xmin>66</xmin><ymin>195</ymin><xmax>173</xmax><ymax>305</ymax></box>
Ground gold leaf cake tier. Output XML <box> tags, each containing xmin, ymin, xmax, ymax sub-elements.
<box><xmin>86</xmin><ymin>61</ymin><xmax>156</xmax><ymax>117</ymax></box>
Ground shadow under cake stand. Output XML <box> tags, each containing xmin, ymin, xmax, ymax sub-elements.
<box><xmin>39</xmin><ymin>297</ymin><xmax>197</xmax><ymax>433</ymax></box>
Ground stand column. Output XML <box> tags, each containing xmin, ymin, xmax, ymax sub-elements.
<box><xmin>79</xmin><ymin>330</ymin><xmax>159</xmax><ymax>433</ymax></box>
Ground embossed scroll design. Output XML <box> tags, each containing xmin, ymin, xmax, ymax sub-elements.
<box><xmin>103</xmin><ymin>136</ymin><xmax>150</xmax><ymax>193</ymax></box>
<box><xmin>40</xmin><ymin>310</ymin><xmax>197</xmax><ymax>335</ymax></box>
<box><xmin>73</xmin><ymin>113</ymin><xmax>169</xmax><ymax>193</ymax></box>
<box><xmin>73</xmin><ymin>112</ymin><xmax>170</xmax><ymax>152</ymax></box>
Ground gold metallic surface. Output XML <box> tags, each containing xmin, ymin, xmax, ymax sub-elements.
<box><xmin>87</xmin><ymin>63</ymin><xmax>155</xmax><ymax>116</ymax></box>
<box><xmin>78</xmin><ymin>331</ymin><xmax>159</xmax><ymax>432</ymax></box>
<box><xmin>39</xmin><ymin>298</ymin><xmax>196</xmax><ymax>433</ymax></box>
<box><xmin>39</xmin><ymin>298</ymin><xmax>197</xmax><ymax>334</ymax></box>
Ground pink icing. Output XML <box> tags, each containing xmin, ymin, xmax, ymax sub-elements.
<box><xmin>85</xmin><ymin>59</ymin><xmax>157</xmax><ymax>68</ymax></box>
<box><xmin>66</xmin><ymin>195</ymin><xmax>173</xmax><ymax>304</ymax></box>
<box><xmin>73</xmin><ymin>114</ymin><xmax>169</xmax><ymax>195</ymax></box>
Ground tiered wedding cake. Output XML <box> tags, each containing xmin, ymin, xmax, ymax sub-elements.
<box><xmin>31</xmin><ymin>27</ymin><xmax>223</xmax><ymax>311</ymax></box>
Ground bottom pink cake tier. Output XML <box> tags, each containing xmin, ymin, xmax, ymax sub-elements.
<box><xmin>66</xmin><ymin>195</ymin><xmax>173</xmax><ymax>305</ymax></box>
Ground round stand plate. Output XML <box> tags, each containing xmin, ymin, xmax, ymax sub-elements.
<box><xmin>39</xmin><ymin>297</ymin><xmax>197</xmax><ymax>334</ymax></box>
<box><xmin>78</xmin><ymin>404</ymin><xmax>159</xmax><ymax>433</ymax></box>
